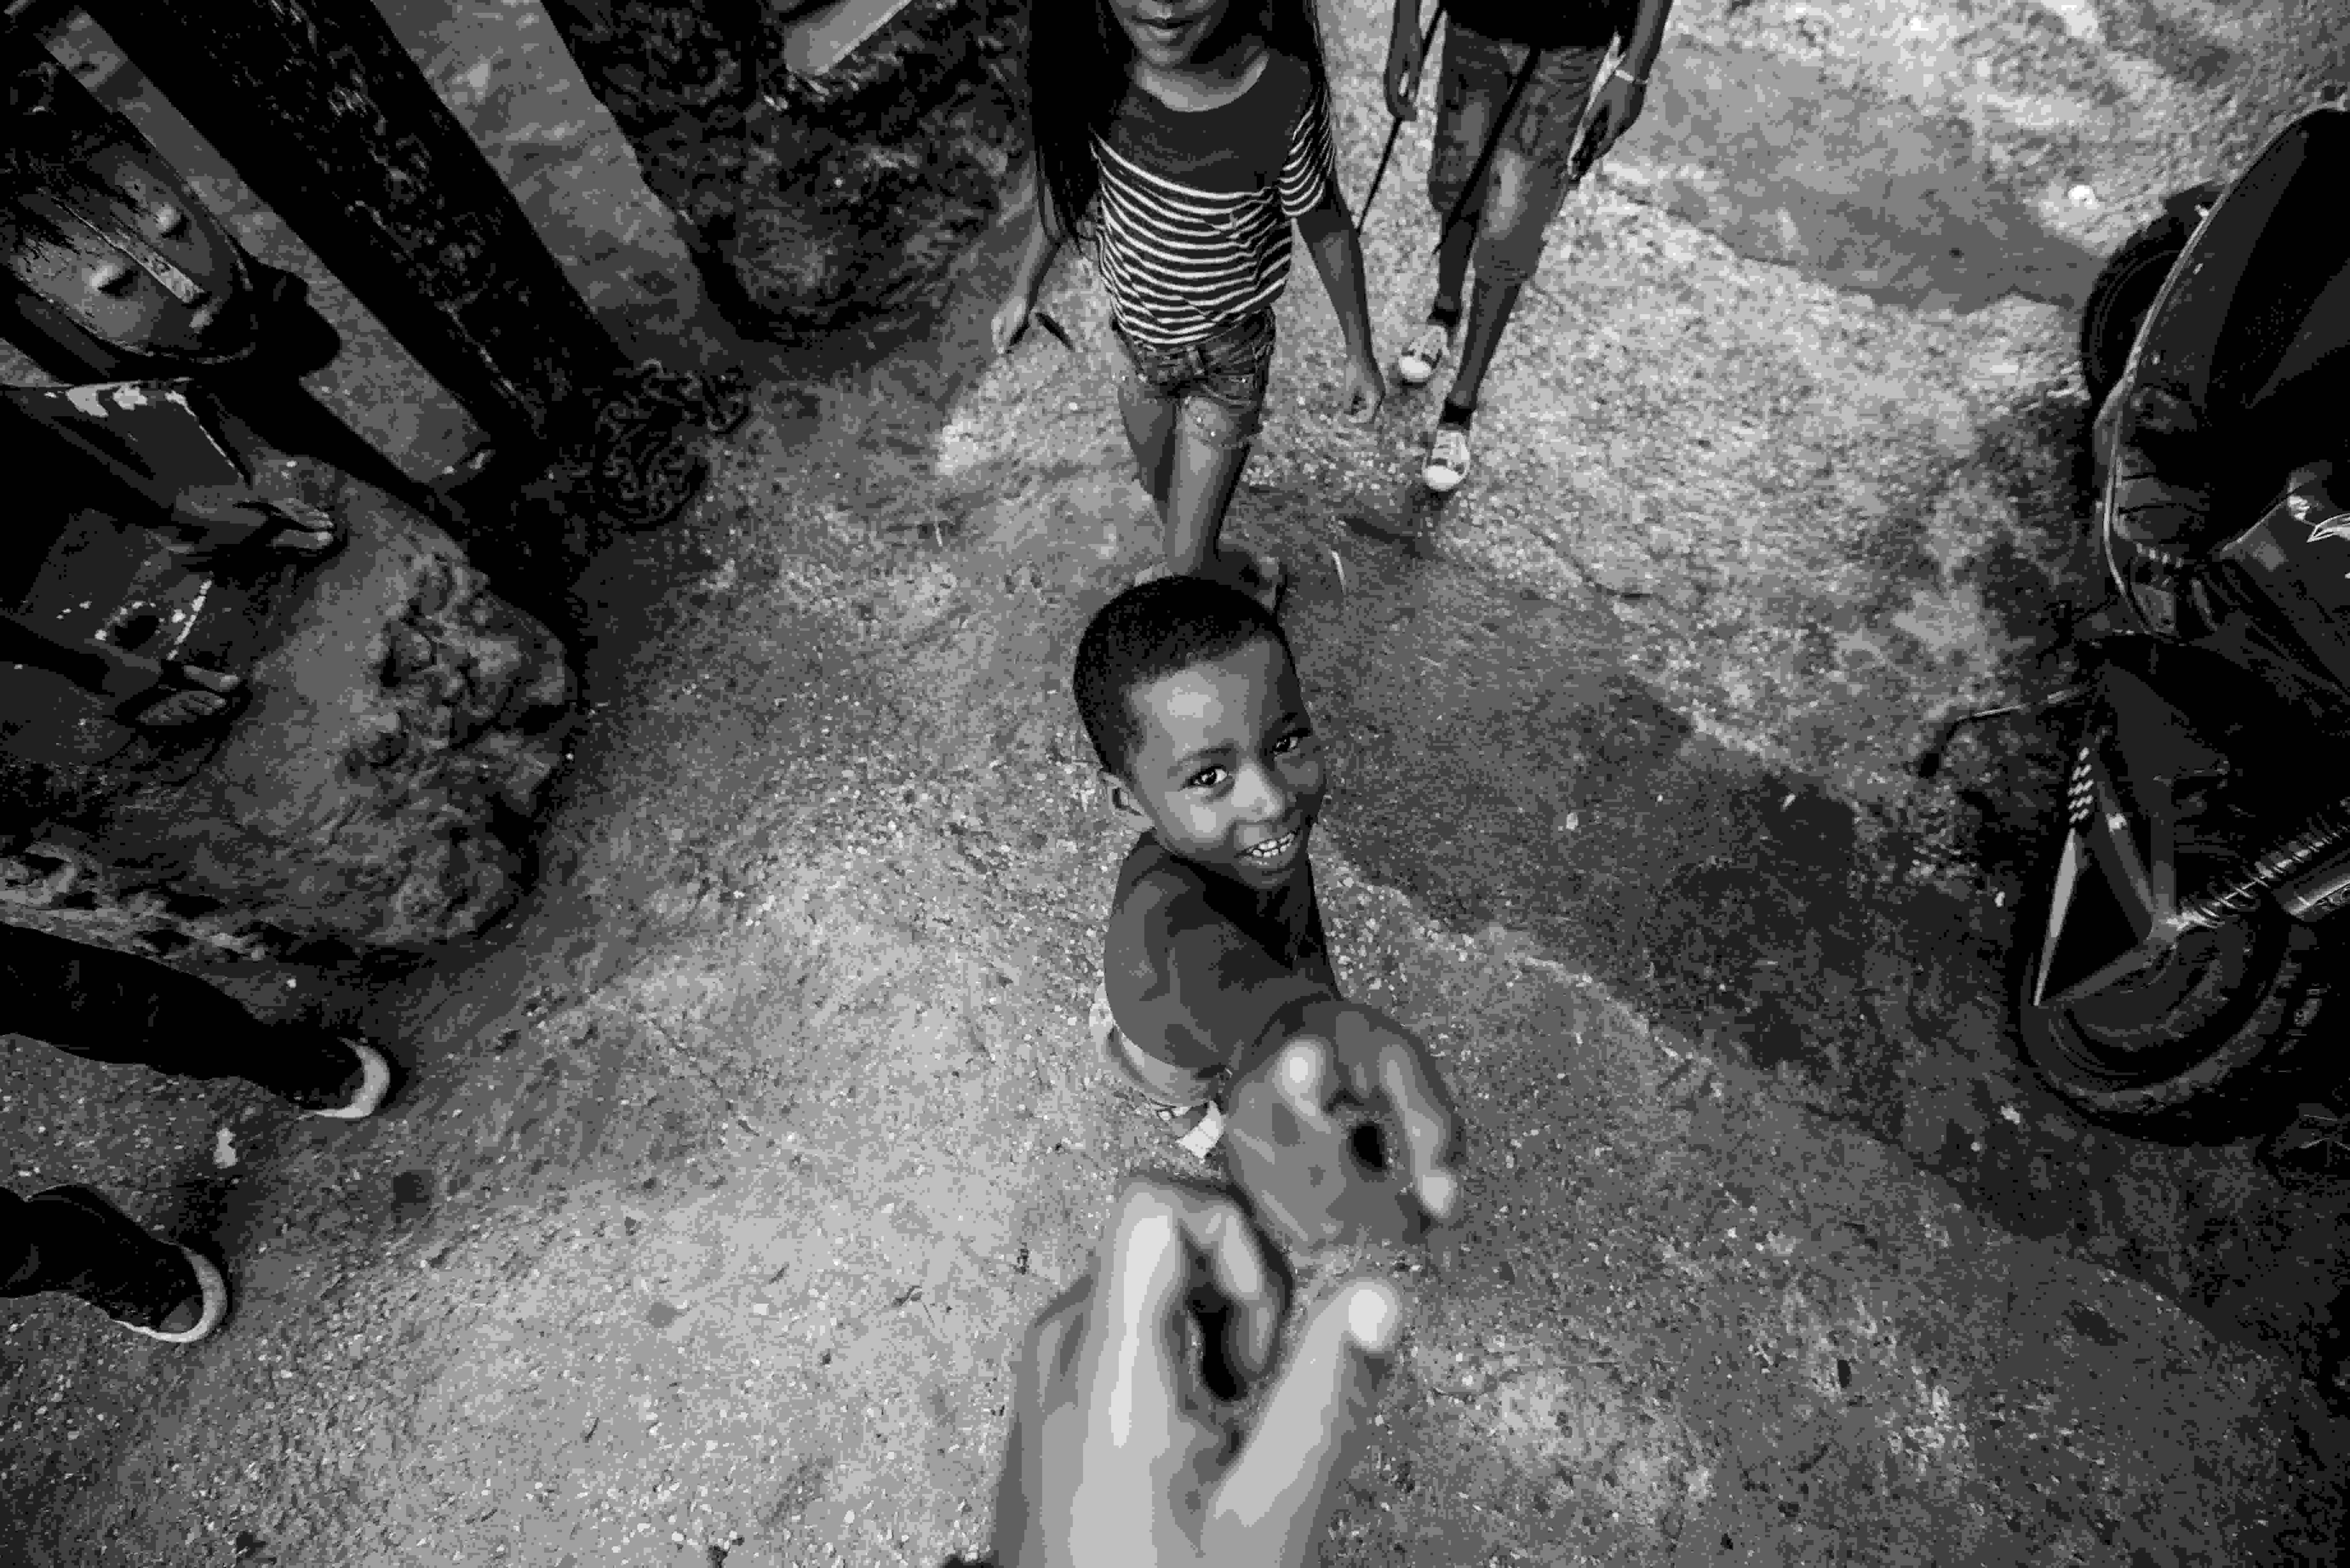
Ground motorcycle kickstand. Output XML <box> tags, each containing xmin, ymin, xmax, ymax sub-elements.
<box><xmin>1914</xmin><ymin>685</ymin><xmax>2093</xmax><ymax>780</ymax></box>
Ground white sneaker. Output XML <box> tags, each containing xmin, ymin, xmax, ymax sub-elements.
<box><xmin>1423</xmin><ymin>424</ymin><xmax>1472</xmax><ymax>493</ymax></box>
<box><xmin>1395</xmin><ymin>319</ymin><xmax>1454</xmax><ymax>387</ymax></box>
<box><xmin>303</xmin><ymin>1039</ymin><xmax>394</xmax><ymax>1120</ymax></box>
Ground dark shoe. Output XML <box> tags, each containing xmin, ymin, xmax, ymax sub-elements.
<box><xmin>269</xmin><ymin>1038</ymin><xmax>394</xmax><ymax>1120</ymax></box>
<box><xmin>28</xmin><ymin>1186</ymin><xmax>230</xmax><ymax>1344</ymax></box>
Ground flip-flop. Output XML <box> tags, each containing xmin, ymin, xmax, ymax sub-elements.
<box><xmin>108</xmin><ymin>657</ymin><xmax>248</xmax><ymax>730</ymax></box>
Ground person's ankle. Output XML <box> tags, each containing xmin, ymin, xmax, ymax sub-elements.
<box><xmin>1427</xmin><ymin>298</ymin><xmax>1461</xmax><ymax>327</ymax></box>
<box><xmin>1439</xmin><ymin>396</ymin><xmax>1476</xmax><ymax>429</ymax></box>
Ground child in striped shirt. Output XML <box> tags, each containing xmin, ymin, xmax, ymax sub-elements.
<box><xmin>993</xmin><ymin>0</ymin><xmax>1384</xmax><ymax>615</ymax></box>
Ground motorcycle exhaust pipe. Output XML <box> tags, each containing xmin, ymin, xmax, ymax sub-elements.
<box><xmin>2278</xmin><ymin>856</ymin><xmax>2350</xmax><ymax>923</ymax></box>
<box><xmin>2178</xmin><ymin>797</ymin><xmax>2350</xmax><ymax>929</ymax></box>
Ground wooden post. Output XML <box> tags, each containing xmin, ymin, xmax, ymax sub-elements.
<box><xmin>79</xmin><ymin>0</ymin><xmax>628</xmax><ymax>455</ymax></box>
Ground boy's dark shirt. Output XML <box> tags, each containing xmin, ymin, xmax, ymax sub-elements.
<box><xmin>1444</xmin><ymin>0</ymin><xmax>1627</xmax><ymax>51</ymax></box>
<box><xmin>1104</xmin><ymin>832</ymin><xmax>1339</xmax><ymax>1088</ymax></box>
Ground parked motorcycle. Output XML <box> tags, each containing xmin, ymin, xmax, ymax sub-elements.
<box><xmin>1990</xmin><ymin>102</ymin><xmax>2350</xmax><ymax>1131</ymax></box>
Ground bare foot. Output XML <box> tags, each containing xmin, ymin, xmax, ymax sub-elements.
<box><xmin>99</xmin><ymin>648</ymin><xmax>247</xmax><ymax>730</ymax></box>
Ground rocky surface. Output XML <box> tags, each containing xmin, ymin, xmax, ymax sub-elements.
<box><xmin>538</xmin><ymin>0</ymin><xmax>1024</xmax><ymax>339</ymax></box>
<box><xmin>1</xmin><ymin>461</ymin><xmax>575</xmax><ymax>961</ymax></box>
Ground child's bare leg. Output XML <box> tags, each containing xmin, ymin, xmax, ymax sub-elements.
<box><xmin>1161</xmin><ymin>419</ymin><xmax>1254</xmax><ymax>586</ymax></box>
<box><xmin>1117</xmin><ymin>385</ymin><xmax>1180</xmax><ymax>524</ymax></box>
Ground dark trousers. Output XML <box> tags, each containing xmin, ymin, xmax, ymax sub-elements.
<box><xmin>2</xmin><ymin>923</ymin><xmax>350</xmax><ymax>1303</ymax></box>
<box><xmin>1</xmin><ymin>1186</ymin><xmax>135</xmax><ymax>1300</ymax></box>
<box><xmin>0</xmin><ymin>922</ymin><xmax>352</xmax><ymax>1101</ymax></box>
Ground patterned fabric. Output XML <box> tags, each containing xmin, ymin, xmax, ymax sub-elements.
<box><xmin>1088</xmin><ymin>49</ymin><xmax>1337</xmax><ymax>353</ymax></box>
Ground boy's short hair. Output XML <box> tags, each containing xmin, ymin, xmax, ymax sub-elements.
<box><xmin>1073</xmin><ymin>576</ymin><xmax>1296</xmax><ymax>778</ymax></box>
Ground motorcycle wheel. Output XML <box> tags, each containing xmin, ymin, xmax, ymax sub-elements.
<box><xmin>2076</xmin><ymin>185</ymin><xmax>2223</xmax><ymax>411</ymax></box>
<box><xmin>2015</xmin><ymin>840</ymin><xmax>2333</xmax><ymax>1133</ymax></box>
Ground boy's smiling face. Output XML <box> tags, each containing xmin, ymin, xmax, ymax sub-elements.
<box><xmin>1105</xmin><ymin>636</ymin><xmax>1325</xmax><ymax>892</ymax></box>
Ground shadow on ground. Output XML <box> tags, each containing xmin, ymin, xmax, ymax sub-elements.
<box><xmin>1245</xmin><ymin>384</ymin><xmax>2350</xmax><ymax>1415</ymax></box>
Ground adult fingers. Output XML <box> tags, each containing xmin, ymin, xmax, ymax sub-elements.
<box><xmin>1205</xmin><ymin>1278</ymin><xmax>1406</xmax><ymax>1567</ymax></box>
<box><xmin>990</xmin><ymin>1278</ymin><xmax>1094</xmax><ymax>1566</ymax></box>
<box><xmin>1023</xmin><ymin>1275</ymin><xmax>1096</xmax><ymax>1414</ymax></box>
<box><xmin>1088</xmin><ymin>1177</ymin><xmax>1285</xmax><ymax>1421</ymax></box>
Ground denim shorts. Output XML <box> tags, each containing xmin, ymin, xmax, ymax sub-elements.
<box><xmin>1428</xmin><ymin>28</ymin><xmax>1610</xmax><ymax>286</ymax></box>
<box><xmin>1110</xmin><ymin>307</ymin><xmax>1277</xmax><ymax>453</ymax></box>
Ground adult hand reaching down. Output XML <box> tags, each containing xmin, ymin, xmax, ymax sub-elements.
<box><xmin>983</xmin><ymin>1175</ymin><xmax>1408</xmax><ymax>1568</ymax></box>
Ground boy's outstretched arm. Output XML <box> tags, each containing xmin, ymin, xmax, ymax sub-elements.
<box><xmin>1297</xmin><ymin>204</ymin><xmax>1385</xmax><ymax>424</ymax></box>
<box><xmin>1226</xmin><ymin>996</ymin><xmax>1467</xmax><ymax>1245</ymax></box>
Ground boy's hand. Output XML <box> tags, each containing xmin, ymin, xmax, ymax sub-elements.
<box><xmin>1340</xmin><ymin>354</ymin><xmax>1385</xmax><ymax>426</ymax></box>
<box><xmin>1223</xmin><ymin>1008</ymin><xmax>1466</xmax><ymax>1252</ymax></box>
<box><xmin>992</xmin><ymin>292</ymin><xmax>1035</xmax><ymax>357</ymax></box>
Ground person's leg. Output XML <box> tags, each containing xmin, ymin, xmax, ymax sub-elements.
<box><xmin>1159</xmin><ymin>316</ymin><xmax>1277</xmax><ymax>603</ymax></box>
<box><xmin>1161</xmin><ymin>421</ymin><xmax>1256</xmax><ymax>585</ymax></box>
<box><xmin>1427</xmin><ymin>43</ymin><xmax>1609</xmax><ymax>492</ymax></box>
<box><xmin>1</xmin><ymin>1184</ymin><xmax>227</xmax><ymax>1342</ymax></box>
<box><xmin>0</xmin><ymin>610</ymin><xmax>114</xmax><ymax>692</ymax></box>
<box><xmin>1</xmin><ymin>610</ymin><xmax>245</xmax><ymax>728</ymax></box>
<box><xmin>1405</xmin><ymin>27</ymin><xmax>1505</xmax><ymax>386</ymax></box>
<box><xmin>0</xmin><ymin>923</ymin><xmax>382</xmax><ymax>1111</ymax></box>
<box><xmin>1111</xmin><ymin>331</ymin><xmax>1183</xmax><ymax>527</ymax></box>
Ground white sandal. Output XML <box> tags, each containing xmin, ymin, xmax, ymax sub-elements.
<box><xmin>1396</xmin><ymin>318</ymin><xmax>1455</xmax><ymax>388</ymax></box>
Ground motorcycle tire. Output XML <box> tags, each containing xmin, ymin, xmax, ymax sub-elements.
<box><xmin>2014</xmin><ymin>839</ymin><xmax>2334</xmax><ymax>1135</ymax></box>
<box><xmin>2076</xmin><ymin>185</ymin><xmax>2224</xmax><ymax>412</ymax></box>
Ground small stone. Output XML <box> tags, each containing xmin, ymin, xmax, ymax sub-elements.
<box><xmin>2068</xmin><ymin>184</ymin><xmax>2097</xmax><ymax>205</ymax></box>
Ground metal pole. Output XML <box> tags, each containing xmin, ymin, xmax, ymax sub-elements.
<box><xmin>1355</xmin><ymin>4</ymin><xmax>1445</xmax><ymax>239</ymax></box>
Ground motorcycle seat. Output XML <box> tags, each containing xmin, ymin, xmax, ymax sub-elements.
<box><xmin>2104</xmin><ymin>105</ymin><xmax>2350</xmax><ymax>556</ymax></box>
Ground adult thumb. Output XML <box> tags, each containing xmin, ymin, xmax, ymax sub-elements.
<box><xmin>1205</xmin><ymin>1279</ymin><xmax>1405</xmax><ymax>1565</ymax></box>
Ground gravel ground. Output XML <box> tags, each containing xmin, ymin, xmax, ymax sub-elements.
<box><xmin>6</xmin><ymin>2</ymin><xmax>2350</xmax><ymax>1566</ymax></box>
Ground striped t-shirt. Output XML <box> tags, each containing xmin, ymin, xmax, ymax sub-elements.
<box><xmin>1088</xmin><ymin>49</ymin><xmax>1339</xmax><ymax>352</ymax></box>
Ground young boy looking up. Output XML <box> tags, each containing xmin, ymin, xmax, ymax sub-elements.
<box><xmin>1072</xmin><ymin>576</ymin><xmax>1465</xmax><ymax>1229</ymax></box>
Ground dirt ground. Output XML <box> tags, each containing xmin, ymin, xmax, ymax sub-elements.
<box><xmin>6</xmin><ymin>1</ymin><xmax>2350</xmax><ymax>1565</ymax></box>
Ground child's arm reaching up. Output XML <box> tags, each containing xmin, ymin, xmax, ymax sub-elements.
<box><xmin>1224</xmin><ymin>997</ymin><xmax>1467</xmax><ymax>1248</ymax></box>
